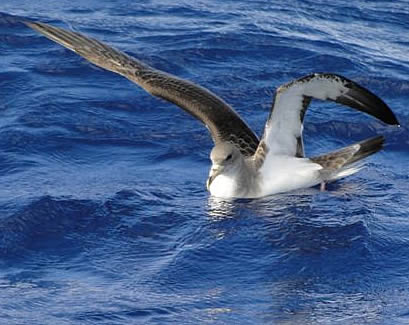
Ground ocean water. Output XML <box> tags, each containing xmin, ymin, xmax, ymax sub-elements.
<box><xmin>0</xmin><ymin>1</ymin><xmax>408</xmax><ymax>324</ymax></box>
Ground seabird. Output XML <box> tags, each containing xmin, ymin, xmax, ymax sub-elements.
<box><xmin>25</xmin><ymin>21</ymin><xmax>399</xmax><ymax>198</ymax></box>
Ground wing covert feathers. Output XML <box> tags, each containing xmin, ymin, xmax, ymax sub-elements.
<box><xmin>26</xmin><ymin>21</ymin><xmax>259</xmax><ymax>156</ymax></box>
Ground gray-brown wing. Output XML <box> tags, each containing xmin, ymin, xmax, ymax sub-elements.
<box><xmin>310</xmin><ymin>135</ymin><xmax>384</xmax><ymax>179</ymax></box>
<box><xmin>25</xmin><ymin>21</ymin><xmax>259</xmax><ymax>156</ymax></box>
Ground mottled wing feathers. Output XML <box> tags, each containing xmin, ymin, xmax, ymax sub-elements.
<box><xmin>26</xmin><ymin>21</ymin><xmax>259</xmax><ymax>156</ymax></box>
<box><xmin>25</xmin><ymin>22</ymin><xmax>399</xmax><ymax>168</ymax></box>
<box><xmin>311</xmin><ymin>135</ymin><xmax>385</xmax><ymax>179</ymax></box>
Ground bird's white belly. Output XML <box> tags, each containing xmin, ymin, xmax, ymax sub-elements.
<box><xmin>208</xmin><ymin>157</ymin><xmax>323</xmax><ymax>199</ymax></box>
<box><xmin>258</xmin><ymin>156</ymin><xmax>322</xmax><ymax>196</ymax></box>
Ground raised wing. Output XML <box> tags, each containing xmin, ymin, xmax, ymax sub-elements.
<box><xmin>25</xmin><ymin>21</ymin><xmax>260</xmax><ymax>156</ymax></box>
<box><xmin>254</xmin><ymin>73</ymin><xmax>399</xmax><ymax>168</ymax></box>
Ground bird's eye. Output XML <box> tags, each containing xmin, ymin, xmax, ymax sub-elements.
<box><xmin>225</xmin><ymin>154</ymin><xmax>233</xmax><ymax>161</ymax></box>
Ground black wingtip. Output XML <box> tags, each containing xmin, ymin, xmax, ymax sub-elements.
<box><xmin>348</xmin><ymin>135</ymin><xmax>385</xmax><ymax>165</ymax></box>
<box><xmin>24</xmin><ymin>21</ymin><xmax>47</xmax><ymax>37</ymax></box>
<box><xmin>23</xmin><ymin>20</ymin><xmax>37</xmax><ymax>27</ymax></box>
<box><xmin>24</xmin><ymin>21</ymin><xmax>48</xmax><ymax>33</ymax></box>
<box><xmin>335</xmin><ymin>76</ymin><xmax>400</xmax><ymax>126</ymax></box>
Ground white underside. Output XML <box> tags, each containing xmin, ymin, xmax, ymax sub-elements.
<box><xmin>256</xmin><ymin>156</ymin><xmax>323</xmax><ymax>197</ymax></box>
<box><xmin>208</xmin><ymin>155</ymin><xmax>349</xmax><ymax>199</ymax></box>
<box><xmin>208</xmin><ymin>174</ymin><xmax>241</xmax><ymax>198</ymax></box>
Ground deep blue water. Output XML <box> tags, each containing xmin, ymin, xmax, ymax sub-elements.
<box><xmin>1</xmin><ymin>1</ymin><xmax>409</xmax><ymax>324</ymax></box>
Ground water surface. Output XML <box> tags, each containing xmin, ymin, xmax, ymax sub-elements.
<box><xmin>0</xmin><ymin>1</ymin><xmax>408</xmax><ymax>324</ymax></box>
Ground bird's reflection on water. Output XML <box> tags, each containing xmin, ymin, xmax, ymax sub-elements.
<box><xmin>206</xmin><ymin>189</ymin><xmax>317</xmax><ymax>221</ymax></box>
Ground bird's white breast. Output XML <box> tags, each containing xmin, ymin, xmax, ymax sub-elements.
<box><xmin>208</xmin><ymin>174</ymin><xmax>239</xmax><ymax>198</ymax></box>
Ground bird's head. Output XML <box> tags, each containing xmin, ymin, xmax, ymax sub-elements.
<box><xmin>206</xmin><ymin>142</ymin><xmax>241</xmax><ymax>190</ymax></box>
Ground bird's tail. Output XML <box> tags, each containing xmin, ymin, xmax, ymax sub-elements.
<box><xmin>311</xmin><ymin>135</ymin><xmax>384</xmax><ymax>181</ymax></box>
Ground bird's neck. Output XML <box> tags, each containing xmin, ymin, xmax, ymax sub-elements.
<box><xmin>231</xmin><ymin>157</ymin><xmax>259</xmax><ymax>197</ymax></box>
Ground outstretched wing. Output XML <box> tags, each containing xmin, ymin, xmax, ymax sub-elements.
<box><xmin>253</xmin><ymin>73</ymin><xmax>399</xmax><ymax>168</ymax></box>
<box><xmin>25</xmin><ymin>21</ymin><xmax>260</xmax><ymax>156</ymax></box>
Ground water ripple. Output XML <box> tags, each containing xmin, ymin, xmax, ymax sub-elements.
<box><xmin>0</xmin><ymin>2</ymin><xmax>408</xmax><ymax>324</ymax></box>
